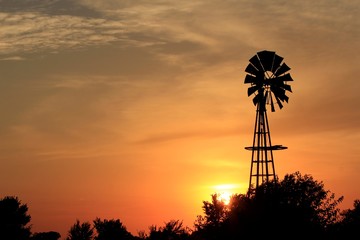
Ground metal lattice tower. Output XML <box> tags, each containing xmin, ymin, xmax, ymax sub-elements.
<box><xmin>244</xmin><ymin>50</ymin><xmax>293</xmax><ymax>196</ymax></box>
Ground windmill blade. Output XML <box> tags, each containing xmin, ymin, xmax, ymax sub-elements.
<box><xmin>282</xmin><ymin>84</ymin><xmax>292</xmax><ymax>92</ymax></box>
<box><xmin>244</xmin><ymin>74</ymin><xmax>257</xmax><ymax>84</ymax></box>
<box><xmin>248</xmin><ymin>85</ymin><xmax>259</xmax><ymax>96</ymax></box>
<box><xmin>283</xmin><ymin>94</ymin><xmax>289</xmax><ymax>103</ymax></box>
<box><xmin>272</xmin><ymin>54</ymin><xmax>283</xmax><ymax>72</ymax></box>
<box><xmin>245</xmin><ymin>63</ymin><xmax>259</xmax><ymax>76</ymax></box>
<box><xmin>257</xmin><ymin>50</ymin><xmax>275</xmax><ymax>71</ymax></box>
<box><xmin>269</xmin><ymin>91</ymin><xmax>276</xmax><ymax>112</ymax></box>
<box><xmin>275</xmin><ymin>63</ymin><xmax>291</xmax><ymax>76</ymax></box>
<box><xmin>249</xmin><ymin>55</ymin><xmax>263</xmax><ymax>71</ymax></box>
<box><xmin>270</xmin><ymin>85</ymin><xmax>285</xmax><ymax>99</ymax></box>
<box><xmin>273</xmin><ymin>73</ymin><xmax>293</xmax><ymax>82</ymax></box>
<box><xmin>252</xmin><ymin>93</ymin><xmax>261</xmax><ymax>106</ymax></box>
<box><xmin>271</xmin><ymin>78</ymin><xmax>285</xmax><ymax>87</ymax></box>
<box><xmin>275</xmin><ymin>90</ymin><xmax>289</xmax><ymax>103</ymax></box>
<box><xmin>275</xmin><ymin>95</ymin><xmax>284</xmax><ymax>109</ymax></box>
<box><xmin>271</xmin><ymin>85</ymin><xmax>289</xmax><ymax>102</ymax></box>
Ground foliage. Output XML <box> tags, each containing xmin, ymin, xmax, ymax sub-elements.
<box><xmin>195</xmin><ymin>172</ymin><xmax>344</xmax><ymax>239</ymax></box>
<box><xmin>193</xmin><ymin>193</ymin><xmax>230</xmax><ymax>240</ymax></box>
<box><xmin>66</xmin><ymin>220</ymin><xmax>94</xmax><ymax>240</ymax></box>
<box><xmin>276</xmin><ymin>171</ymin><xmax>343</xmax><ymax>227</ymax></box>
<box><xmin>148</xmin><ymin>220</ymin><xmax>190</xmax><ymax>240</ymax></box>
<box><xmin>0</xmin><ymin>196</ymin><xmax>32</xmax><ymax>240</ymax></box>
<box><xmin>328</xmin><ymin>199</ymin><xmax>360</xmax><ymax>239</ymax></box>
<box><xmin>201</xmin><ymin>193</ymin><xmax>228</xmax><ymax>228</ymax></box>
<box><xmin>248</xmin><ymin>172</ymin><xmax>343</xmax><ymax>238</ymax></box>
<box><xmin>31</xmin><ymin>231</ymin><xmax>61</xmax><ymax>240</ymax></box>
<box><xmin>93</xmin><ymin>218</ymin><xmax>132</xmax><ymax>240</ymax></box>
<box><xmin>340</xmin><ymin>199</ymin><xmax>360</xmax><ymax>230</ymax></box>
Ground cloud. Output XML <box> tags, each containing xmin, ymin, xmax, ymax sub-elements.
<box><xmin>1</xmin><ymin>0</ymin><xmax>357</xmax><ymax>67</ymax></box>
<box><xmin>76</xmin><ymin>0</ymin><xmax>359</xmax><ymax>74</ymax></box>
<box><xmin>0</xmin><ymin>1</ymin><xmax>207</xmax><ymax>59</ymax></box>
<box><xmin>0</xmin><ymin>0</ymin><xmax>101</xmax><ymax>17</ymax></box>
<box><xmin>0</xmin><ymin>0</ymin><xmax>358</xmax><ymax>153</ymax></box>
<box><xmin>134</xmin><ymin>127</ymin><xmax>240</xmax><ymax>145</ymax></box>
<box><xmin>0</xmin><ymin>56</ymin><xmax>25</xmax><ymax>61</ymax></box>
<box><xmin>0</xmin><ymin>11</ymin><xmax>128</xmax><ymax>56</ymax></box>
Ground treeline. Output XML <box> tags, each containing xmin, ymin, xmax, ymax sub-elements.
<box><xmin>1</xmin><ymin>172</ymin><xmax>360</xmax><ymax>240</ymax></box>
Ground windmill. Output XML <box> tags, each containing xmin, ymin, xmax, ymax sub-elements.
<box><xmin>244</xmin><ymin>50</ymin><xmax>293</xmax><ymax>195</ymax></box>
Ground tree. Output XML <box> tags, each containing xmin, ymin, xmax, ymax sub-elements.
<box><xmin>66</xmin><ymin>220</ymin><xmax>94</xmax><ymax>240</ymax></box>
<box><xmin>148</xmin><ymin>220</ymin><xmax>190</xmax><ymax>240</ymax></box>
<box><xmin>329</xmin><ymin>199</ymin><xmax>360</xmax><ymax>239</ymax></box>
<box><xmin>193</xmin><ymin>172</ymin><xmax>344</xmax><ymax>239</ymax></box>
<box><xmin>246</xmin><ymin>172</ymin><xmax>343</xmax><ymax>238</ymax></box>
<box><xmin>194</xmin><ymin>193</ymin><xmax>228</xmax><ymax>230</ymax></box>
<box><xmin>93</xmin><ymin>218</ymin><xmax>133</xmax><ymax>240</ymax></box>
<box><xmin>31</xmin><ymin>231</ymin><xmax>61</xmax><ymax>240</ymax></box>
<box><xmin>0</xmin><ymin>196</ymin><xmax>32</xmax><ymax>240</ymax></box>
<box><xmin>340</xmin><ymin>199</ymin><xmax>360</xmax><ymax>234</ymax></box>
<box><xmin>193</xmin><ymin>193</ymin><xmax>228</xmax><ymax>240</ymax></box>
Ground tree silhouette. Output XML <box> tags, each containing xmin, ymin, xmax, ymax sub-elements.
<box><xmin>0</xmin><ymin>196</ymin><xmax>32</xmax><ymax>240</ymax></box>
<box><xmin>66</xmin><ymin>220</ymin><xmax>94</xmax><ymax>240</ymax></box>
<box><xmin>340</xmin><ymin>199</ymin><xmax>360</xmax><ymax>235</ymax></box>
<box><xmin>31</xmin><ymin>231</ymin><xmax>61</xmax><ymax>240</ymax></box>
<box><xmin>193</xmin><ymin>193</ymin><xmax>228</xmax><ymax>240</ymax></box>
<box><xmin>246</xmin><ymin>172</ymin><xmax>343</xmax><ymax>238</ymax></box>
<box><xmin>93</xmin><ymin>218</ymin><xmax>132</xmax><ymax>240</ymax></box>
<box><xmin>194</xmin><ymin>172</ymin><xmax>344</xmax><ymax>239</ymax></box>
<box><xmin>148</xmin><ymin>220</ymin><xmax>190</xmax><ymax>240</ymax></box>
<box><xmin>328</xmin><ymin>199</ymin><xmax>360</xmax><ymax>239</ymax></box>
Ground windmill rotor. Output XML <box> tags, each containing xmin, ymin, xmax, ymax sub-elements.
<box><xmin>244</xmin><ymin>50</ymin><xmax>293</xmax><ymax>112</ymax></box>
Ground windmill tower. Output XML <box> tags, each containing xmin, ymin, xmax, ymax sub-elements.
<box><xmin>244</xmin><ymin>50</ymin><xmax>293</xmax><ymax>195</ymax></box>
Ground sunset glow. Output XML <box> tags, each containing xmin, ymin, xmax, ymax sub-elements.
<box><xmin>0</xmin><ymin>0</ymin><xmax>359</xmax><ymax>238</ymax></box>
<box><xmin>217</xmin><ymin>192</ymin><xmax>232</xmax><ymax>205</ymax></box>
<box><xmin>212</xmin><ymin>184</ymin><xmax>243</xmax><ymax>204</ymax></box>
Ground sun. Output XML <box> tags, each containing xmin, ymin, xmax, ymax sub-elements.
<box><xmin>211</xmin><ymin>183</ymin><xmax>243</xmax><ymax>205</ymax></box>
<box><xmin>218</xmin><ymin>191</ymin><xmax>232</xmax><ymax>205</ymax></box>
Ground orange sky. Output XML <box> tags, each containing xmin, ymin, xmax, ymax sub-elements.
<box><xmin>0</xmin><ymin>0</ymin><xmax>359</xmax><ymax>238</ymax></box>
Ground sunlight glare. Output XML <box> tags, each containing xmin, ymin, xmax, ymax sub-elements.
<box><xmin>218</xmin><ymin>191</ymin><xmax>231</xmax><ymax>205</ymax></box>
<box><xmin>212</xmin><ymin>184</ymin><xmax>242</xmax><ymax>205</ymax></box>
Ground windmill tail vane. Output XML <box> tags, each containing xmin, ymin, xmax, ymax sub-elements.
<box><xmin>244</xmin><ymin>50</ymin><xmax>293</xmax><ymax>196</ymax></box>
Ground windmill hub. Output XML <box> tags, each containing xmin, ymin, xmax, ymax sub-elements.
<box><xmin>264</xmin><ymin>70</ymin><xmax>273</xmax><ymax>79</ymax></box>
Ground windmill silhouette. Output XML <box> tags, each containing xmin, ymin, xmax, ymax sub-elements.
<box><xmin>244</xmin><ymin>50</ymin><xmax>293</xmax><ymax>195</ymax></box>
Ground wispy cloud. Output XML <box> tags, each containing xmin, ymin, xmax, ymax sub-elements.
<box><xmin>0</xmin><ymin>56</ymin><xmax>25</xmax><ymax>61</ymax></box>
<box><xmin>0</xmin><ymin>0</ymin><xmax>358</xmax><ymax>147</ymax></box>
<box><xmin>1</xmin><ymin>0</ymin><xmax>357</xmax><ymax>65</ymax></box>
<box><xmin>0</xmin><ymin>11</ymin><xmax>127</xmax><ymax>55</ymax></box>
<box><xmin>77</xmin><ymin>0</ymin><xmax>359</xmax><ymax>74</ymax></box>
<box><xmin>134</xmin><ymin>127</ymin><xmax>240</xmax><ymax>145</ymax></box>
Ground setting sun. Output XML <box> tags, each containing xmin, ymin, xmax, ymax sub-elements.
<box><xmin>212</xmin><ymin>184</ymin><xmax>242</xmax><ymax>205</ymax></box>
<box><xmin>218</xmin><ymin>191</ymin><xmax>232</xmax><ymax>205</ymax></box>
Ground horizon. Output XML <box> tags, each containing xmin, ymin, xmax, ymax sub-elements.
<box><xmin>0</xmin><ymin>0</ymin><xmax>359</xmax><ymax>238</ymax></box>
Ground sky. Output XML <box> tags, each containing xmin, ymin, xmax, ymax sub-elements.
<box><xmin>0</xmin><ymin>0</ymin><xmax>359</xmax><ymax>237</ymax></box>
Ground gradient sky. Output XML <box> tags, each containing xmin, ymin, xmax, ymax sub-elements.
<box><xmin>0</xmin><ymin>0</ymin><xmax>359</xmax><ymax>237</ymax></box>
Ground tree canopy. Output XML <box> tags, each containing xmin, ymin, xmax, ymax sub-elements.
<box><xmin>194</xmin><ymin>172</ymin><xmax>344</xmax><ymax>239</ymax></box>
<box><xmin>31</xmin><ymin>231</ymin><xmax>61</xmax><ymax>240</ymax></box>
<box><xmin>0</xmin><ymin>196</ymin><xmax>32</xmax><ymax>240</ymax></box>
<box><xmin>93</xmin><ymin>218</ymin><xmax>132</xmax><ymax>240</ymax></box>
<box><xmin>66</xmin><ymin>220</ymin><xmax>94</xmax><ymax>240</ymax></box>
